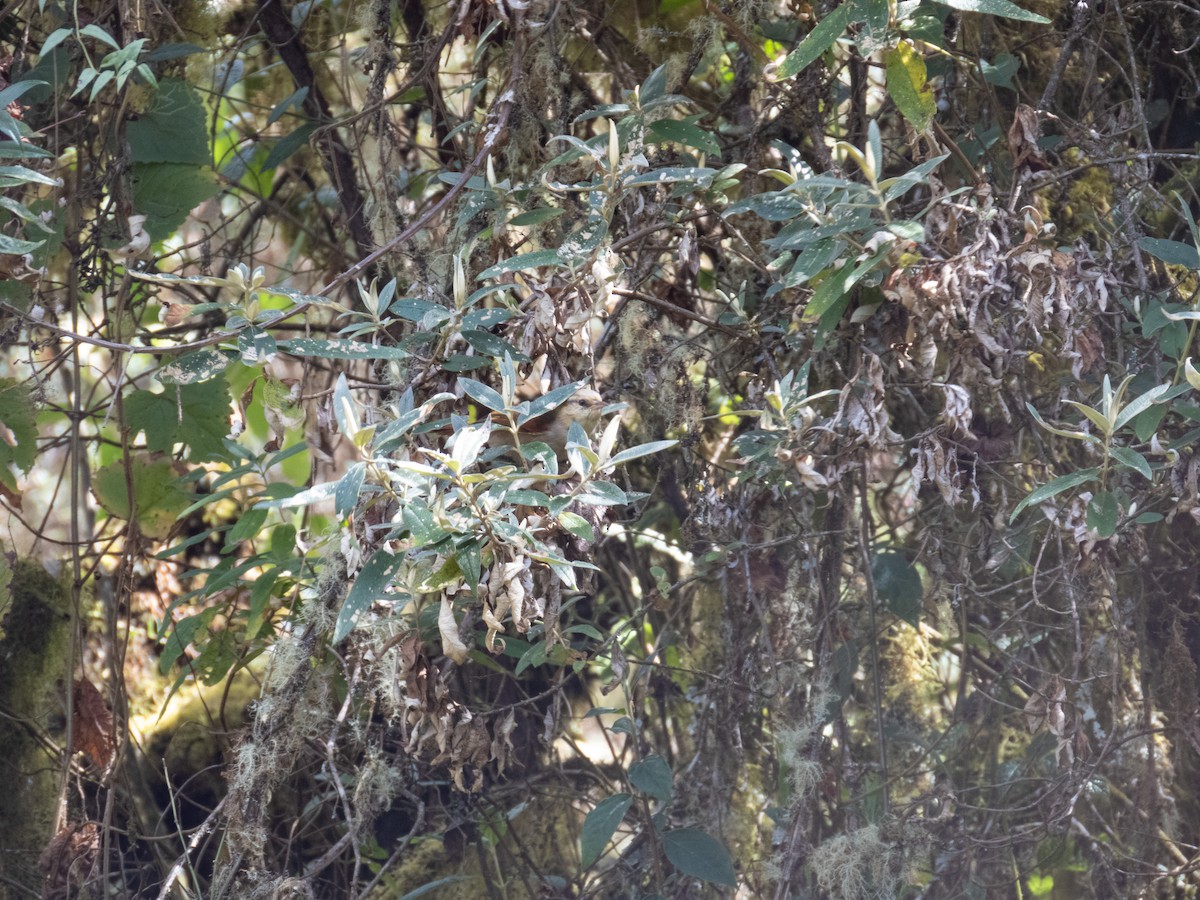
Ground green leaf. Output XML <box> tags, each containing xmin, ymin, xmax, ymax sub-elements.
<box><xmin>224</xmin><ymin>507</ymin><xmax>268</xmax><ymax>550</ymax></box>
<box><xmin>442</xmin><ymin>354</ymin><xmax>491</xmax><ymax>372</ymax></box>
<box><xmin>981</xmin><ymin>52</ymin><xmax>1019</xmax><ymax>89</ymax></box>
<box><xmin>0</xmin><ymin>195</ymin><xmax>53</xmax><ymax>228</ymax></box>
<box><xmin>157</xmin><ymin>349</ymin><xmax>232</xmax><ymax>385</ymax></box>
<box><xmin>335</xmin><ymin>462</ymin><xmax>366</xmax><ymax>518</ymax></box>
<box><xmin>79</xmin><ymin>23</ymin><xmax>121</xmax><ymax>50</ymax></box>
<box><xmin>35</xmin><ymin>26</ymin><xmax>72</xmax><ymax>57</ymax></box>
<box><xmin>806</xmin><ymin>248</ymin><xmax>886</xmax><ymax>321</ymax></box>
<box><xmin>0</xmin><ymin>234</ymin><xmax>45</xmax><ymax>254</ymax></box>
<box><xmin>507</xmin><ymin>207</ymin><xmax>565</xmax><ymax>227</ymax></box>
<box><xmin>127</xmin><ymin>79</ymin><xmax>210</xmax><ymax>166</ymax></box>
<box><xmin>461</xmin><ymin>329</ymin><xmax>530</xmax><ymax>362</ymax></box>
<box><xmin>266</xmin><ymin>86</ymin><xmax>309</xmax><ymax>126</ymax></box>
<box><xmin>1087</xmin><ymin>491</ymin><xmax>1119</xmax><ymax>538</ymax></box>
<box><xmin>871</xmin><ymin>548</ymin><xmax>923</xmax><ymax>627</ymax></box>
<box><xmin>144</xmin><ymin>42</ymin><xmax>206</xmax><ymax>63</ymax></box>
<box><xmin>929</xmin><ymin>0</ymin><xmax>1050</xmax><ymax>23</ymax></box>
<box><xmin>92</xmin><ymin>456</ymin><xmax>192</xmax><ymax>540</ymax></box>
<box><xmin>885</xmin><ymin>43</ymin><xmax>936</xmax><ymax>133</ymax></box>
<box><xmin>776</xmin><ymin>1</ymin><xmax>857</xmax><ymax>79</ymax></box>
<box><xmin>0</xmin><ymin>164</ymin><xmax>61</xmax><ymax>188</ymax></box>
<box><xmin>458</xmin><ymin>540</ymin><xmax>482</xmax><ymax>592</ymax></box>
<box><xmin>270</xmin><ymin>524</ymin><xmax>297</xmax><ymax>559</ymax></box>
<box><xmin>519</xmin><ymin>381</ymin><xmax>587</xmax><ymax>424</ymax></box>
<box><xmin>604</xmin><ymin>440</ymin><xmax>679</xmax><ymax>468</ymax></box>
<box><xmin>628</xmin><ymin>755</ymin><xmax>673</xmax><ymax>801</ymax></box>
<box><xmin>1112</xmin><ymin>383</ymin><xmax>1170</xmax><ymax>432</ymax></box>
<box><xmin>1062</xmin><ymin>400</ymin><xmax>1112</xmax><ymax>436</ymax></box>
<box><xmin>262</xmin><ymin>122</ymin><xmax>317</xmax><ymax>171</ymax></box>
<box><xmin>478</xmin><ymin>249</ymin><xmax>563</xmax><ymax>280</ymax></box>
<box><xmin>648</xmin><ymin>119</ymin><xmax>721</xmax><ymax>156</ymax></box>
<box><xmin>822</xmin><ymin>640</ymin><xmax>858</xmax><ymax>721</ymax></box>
<box><xmin>1010</xmin><ymin>468</ymin><xmax>1100</xmax><ymax>522</ymax></box>
<box><xmin>1139</xmin><ymin>237</ymin><xmax>1200</xmax><ymax>270</ymax></box>
<box><xmin>245</xmin><ymin>567</ymin><xmax>280</xmax><ymax>639</ymax></box>
<box><xmin>661</xmin><ymin>828</ymin><xmax>738</xmax><ymax>887</ymax></box>
<box><xmin>557</xmin><ymin>511</ymin><xmax>595</xmax><ymax>541</ymax></box>
<box><xmin>0</xmin><ymin>378</ymin><xmax>38</xmax><ymax>491</ymax></box>
<box><xmin>271</xmin><ymin>481</ymin><xmax>343</xmax><ymax>511</ymax></box>
<box><xmin>1132</xmin><ymin>403</ymin><xmax>1168</xmax><ymax>443</ymax></box>
<box><xmin>460</xmin><ymin>378</ymin><xmax>507</xmax><ymax>412</ymax></box>
<box><xmin>580</xmin><ymin>793</ymin><xmax>633</xmax><ymax>866</ymax></box>
<box><xmin>577</xmin><ymin>481</ymin><xmax>629</xmax><ymax>507</ymax></box>
<box><xmin>125</xmin><ymin>379</ymin><xmax>232</xmax><ymax>460</ymax></box>
<box><xmin>503</xmin><ymin>489</ymin><xmax>552</xmax><ymax>507</ymax></box>
<box><xmin>159</xmin><ymin>608</ymin><xmax>219</xmax><ymax>673</ymax></box>
<box><xmin>565</xmin><ymin>623</ymin><xmax>604</xmax><ymax>641</ymax></box>
<box><xmin>640</xmin><ymin>64</ymin><xmax>669</xmax><ymax>103</ymax></box>
<box><xmin>334</xmin><ymin>550</ymin><xmax>405</xmax><ymax>643</ymax></box>
<box><xmin>277</xmin><ymin>338</ymin><xmax>409</xmax><ymax>360</ymax></box>
<box><xmin>395</xmin><ymin>876</ymin><xmax>472</xmax><ymax>900</ymax></box>
<box><xmin>132</xmin><ymin>162</ymin><xmax>218</xmax><ymax>240</ymax></box>
<box><xmin>783</xmin><ymin>239</ymin><xmax>844</xmax><ymax>287</ymax></box>
<box><xmin>1025</xmin><ymin>402</ymin><xmax>1100</xmax><ymax>444</ymax></box>
<box><xmin>1108</xmin><ymin>446</ymin><xmax>1152</xmax><ymax>480</ymax></box>
<box><xmin>0</xmin><ymin>142</ymin><xmax>54</xmax><ymax>161</ymax></box>
<box><xmin>880</xmin><ymin>154</ymin><xmax>949</xmax><ymax>201</ymax></box>
<box><xmin>624</xmin><ymin>166</ymin><xmax>718</xmax><ymax>188</ymax></box>
<box><xmin>514</xmin><ymin>640</ymin><xmax>547</xmax><ymax>674</ymax></box>
<box><xmin>237</xmin><ymin>329</ymin><xmax>277</xmax><ymax>364</ymax></box>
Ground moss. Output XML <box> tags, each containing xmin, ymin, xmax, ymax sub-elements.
<box><xmin>367</xmin><ymin>795</ymin><xmax>580</xmax><ymax>899</ymax></box>
<box><xmin>128</xmin><ymin>660</ymin><xmax>264</xmax><ymax>822</ymax></box>
<box><xmin>0</xmin><ymin>559</ymin><xmax>74</xmax><ymax>890</ymax></box>
<box><xmin>1060</xmin><ymin>161</ymin><xmax>1116</xmax><ymax>245</ymax></box>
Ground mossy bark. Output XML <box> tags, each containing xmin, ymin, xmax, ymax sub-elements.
<box><xmin>0</xmin><ymin>559</ymin><xmax>73</xmax><ymax>891</ymax></box>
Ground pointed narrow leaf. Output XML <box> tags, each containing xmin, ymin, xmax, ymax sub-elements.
<box><xmin>520</xmin><ymin>381</ymin><xmax>586</xmax><ymax>424</ymax></box>
<box><xmin>581</xmin><ymin>794</ymin><xmax>633</xmax><ymax>866</ymax></box>
<box><xmin>335</xmin><ymin>550</ymin><xmax>404</xmax><ymax>643</ymax></box>
<box><xmin>886</xmin><ymin>43</ymin><xmax>936</xmax><ymax>132</ymax></box>
<box><xmin>648</xmin><ymin>119</ymin><xmax>721</xmax><ymax>156</ymax></box>
<box><xmin>451</xmin><ymin>423</ymin><xmax>491</xmax><ymax>469</ymax></box>
<box><xmin>478</xmin><ymin>249</ymin><xmax>562</xmax><ymax>280</ymax></box>
<box><xmin>1087</xmin><ymin>491</ymin><xmax>1120</xmax><ymax>538</ymax></box>
<box><xmin>460</xmin><ymin>378</ymin><xmax>506</xmax><ymax>412</ymax></box>
<box><xmin>871</xmin><ymin>548</ymin><xmax>923</xmax><ymax>627</ymax></box>
<box><xmin>1063</xmin><ymin>401</ymin><xmax>1112</xmax><ymax>436</ymax></box>
<box><xmin>661</xmin><ymin>828</ymin><xmax>737</xmax><ymax>887</ymax></box>
<box><xmin>628</xmin><ymin>755</ymin><xmax>673</xmax><ymax>801</ymax></box>
<box><xmin>1108</xmin><ymin>446</ymin><xmax>1152</xmax><ymax>480</ymax></box>
<box><xmin>1010</xmin><ymin>468</ymin><xmax>1100</xmax><ymax>521</ymax></box>
<box><xmin>1185</xmin><ymin>358</ymin><xmax>1200</xmax><ymax>391</ymax></box>
<box><xmin>278</xmin><ymin>338</ymin><xmax>409</xmax><ymax>360</ymax></box>
<box><xmin>929</xmin><ymin>0</ymin><xmax>1050</xmax><ymax>23</ymax></box>
<box><xmin>1139</xmin><ymin>237</ymin><xmax>1200</xmax><ymax>270</ymax></box>
<box><xmin>603</xmin><ymin>440</ymin><xmax>679</xmax><ymax>469</ymax></box>
<box><xmin>335</xmin><ymin>462</ymin><xmax>366</xmax><ymax>518</ymax></box>
<box><xmin>1025</xmin><ymin>402</ymin><xmax>1101</xmax><ymax>443</ymax></box>
<box><xmin>805</xmin><ymin>248</ymin><xmax>886</xmax><ymax>321</ymax></box>
<box><xmin>1112</xmin><ymin>383</ymin><xmax>1169</xmax><ymax>432</ymax></box>
<box><xmin>776</xmin><ymin>2</ymin><xmax>856</xmax><ymax>79</ymax></box>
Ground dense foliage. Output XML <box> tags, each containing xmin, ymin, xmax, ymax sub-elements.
<box><xmin>2</xmin><ymin>0</ymin><xmax>1200</xmax><ymax>896</ymax></box>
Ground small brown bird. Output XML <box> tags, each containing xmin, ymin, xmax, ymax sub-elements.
<box><xmin>489</xmin><ymin>388</ymin><xmax>605</xmax><ymax>459</ymax></box>
<box><xmin>440</xmin><ymin>388</ymin><xmax>606</xmax><ymax>461</ymax></box>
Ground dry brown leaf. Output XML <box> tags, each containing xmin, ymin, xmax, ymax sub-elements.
<box><xmin>72</xmin><ymin>678</ymin><xmax>115</xmax><ymax>768</ymax></box>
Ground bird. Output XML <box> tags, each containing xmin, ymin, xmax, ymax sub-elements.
<box><xmin>487</xmin><ymin>388</ymin><xmax>606</xmax><ymax>459</ymax></box>
<box><xmin>437</xmin><ymin>387</ymin><xmax>606</xmax><ymax>462</ymax></box>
